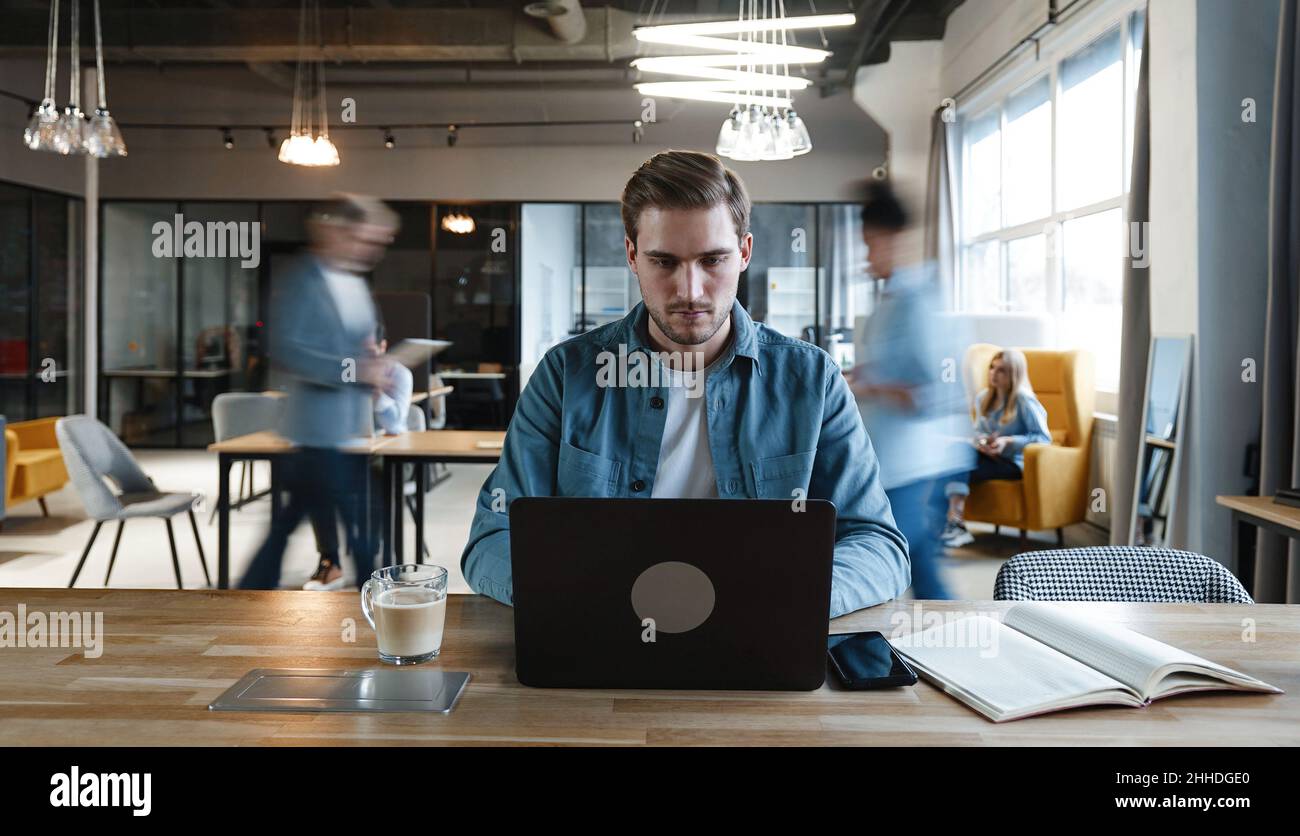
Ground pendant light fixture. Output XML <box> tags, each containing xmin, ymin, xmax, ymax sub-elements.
<box><xmin>279</xmin><ymin>0</ymin><xmax>340</xmax><ymax>167</ymax></box>
<box><xmin>86</xmin><ymin>0</ymin><xmax>126</xmax><ymax>157</ymax></box>
<box><xmin>631</xmin><ymin>3</ymin><xmax>854</xmax><ymax>161</ymax></box>
<box><xmin>52</xmin><ymin>0</ymin><xmax>87</xmax><ymax>155</ymax></box>
<box><xmin>24</xmin><ymin>0</ymin><xmax>61</xmax><ymax>151</ymax></box>
<box><xmin>441</xmin><ymin>208</ymin><xmax>476</xmax><ymax>235</ymax></box>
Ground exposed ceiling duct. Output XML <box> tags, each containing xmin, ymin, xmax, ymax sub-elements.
<box><xmin>524</xmin><ymin>0</ymin><xmax>588</xmax><ymax>46</ymax></box>
<box><xmin>0</xmin><ymin>7</ymin><xmax>638</xmax><ymax>64</ymax></box>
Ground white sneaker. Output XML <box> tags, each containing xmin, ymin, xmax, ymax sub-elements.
<box><xmin>303</xmin><ymin>560</ymin><xmax>352</xmax><ymax>591</ymax></box>
<box><xmin>941</xmin><ymin>521</ymin><xmax>974</xmax><ymax>548</ymax></box>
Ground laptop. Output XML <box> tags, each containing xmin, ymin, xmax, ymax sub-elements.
<box><xmin>510</xmin><ymin>497</ymin><xmax>836</xmax><ymax>691</ymax></box>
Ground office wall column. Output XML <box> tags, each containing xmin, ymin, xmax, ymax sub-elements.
<box><xmin>83</xmin><ymin>70</ymin><xmax>99</xmax><ymax>420</ymax></box>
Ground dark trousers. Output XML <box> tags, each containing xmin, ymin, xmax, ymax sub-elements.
<box><xmin>240</xmin><ymin>447</ymin><xmax>374</xmax><ymax>590</ymax></box>
<box><xmin>310</xmin><ymin>461</ymin><xmax>389</xmax><ymax>566</ymax></box>
<box><xmin>947</xmin><ymin>451</ymin><xmax>1023</xmax><ymax>497</ymax></box>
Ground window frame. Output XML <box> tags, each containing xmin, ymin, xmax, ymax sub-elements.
<box><xmin>952</xmin><ymin>0</ymin><xmax>1147</xmax><ymax>403</ymax></box>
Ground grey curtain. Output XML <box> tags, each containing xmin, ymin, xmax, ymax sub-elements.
<box><xmin>924</xmin><ymin>108</ymin><xmax>957</xmax><ymax>309</ymax></box>
<box><xmin>1256</xmin><ymin>0</ymin><xmax>1300</xmax><ymax>603</ymax></box>
<box><xmin>1111</xmin><ymin>16</ymin><xmax>1151</xmax><ymax>547</ymax></box>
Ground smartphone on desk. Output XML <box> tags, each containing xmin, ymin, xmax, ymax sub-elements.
<box><xmin>828</xmin><ymin>631</ymin><xmax>918</xmax><ymax>689</ymax></box>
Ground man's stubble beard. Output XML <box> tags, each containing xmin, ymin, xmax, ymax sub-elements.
<box><xmin>646</xmin><ymin>293</ymin><xmax>734</xmax><ymax>347</ymax></box>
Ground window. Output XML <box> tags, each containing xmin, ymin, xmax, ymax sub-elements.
<box><xmin>957</xmin><ymin>7</ymin><xmax>1145</xmax><ymax>393</ymax></box>
<box><xmin>0</xmin><ymin>182</ymin><xmax>84</xmax><ymax>424</ymax></box>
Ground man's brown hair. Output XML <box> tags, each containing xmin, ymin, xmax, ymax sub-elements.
<box><xmin>309</xmin><ymin>192</ymin><xmax>400</xmax><ymax>232</ymax></box>
<box><xmin>620</xmin><ymin>150</ymin><xmax>751</xmax><ymax>248</ymax></box>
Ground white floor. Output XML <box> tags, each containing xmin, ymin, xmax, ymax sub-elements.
<box><xmin>0</xmin><ymin>450</ymin><xmax>487</xmax><ymax>592</ymax></box>
<box><xmin>0</xmin><ymin>449</ymin><xmax>1103</xmax><ymax>598</ymax></box>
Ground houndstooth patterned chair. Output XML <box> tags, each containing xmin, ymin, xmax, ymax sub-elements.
<box><xmin>993</xmin><ymin>546</ymin><xmax>1253</xmax><ymax>603</ymax></box>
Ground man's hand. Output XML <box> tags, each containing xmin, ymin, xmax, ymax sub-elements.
<box><xmin>357</xmin><ymin>356</ymin><xmax>391</xmax><ymax>391</ymax></box>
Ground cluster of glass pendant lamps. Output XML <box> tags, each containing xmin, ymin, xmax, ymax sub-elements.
<box><xmin>630</xmin><ymin>4</ymin><xmax>856</xmax><ymax>161</ymax></box>
<box><xmin>25</xmin><ymin>0</ymin><xmax>127</xmax><ymax>158</ymax></box>
<box><xmin>279</xmin><ymin>0</ymin><xmax>340</xmax><ymax>167</ymax></box>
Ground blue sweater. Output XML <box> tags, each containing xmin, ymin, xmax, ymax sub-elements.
<box><xmin>971</xmin><ymin>388</ymin><xmax>1051</xmax><ymax>468</ymax></box>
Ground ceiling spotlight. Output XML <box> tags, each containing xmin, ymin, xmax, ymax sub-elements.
<box><xmin>265</xmin><ymin>128</ymin><xmax>278</xmax><ymax>149</ymax></box>
<box><xmin>383</xmin><ymin>129</ymin><xmax>395</xmax><ymax>149</ymax></box>
<box><xmin>222</xmin><ymin>128</ymin><xmax>234</xmax><ymax>150</ymax></box>
<box><xmin>447</xmin><ymin>125</ymin><xmax>458</xmax><ymax>147</ymax></box>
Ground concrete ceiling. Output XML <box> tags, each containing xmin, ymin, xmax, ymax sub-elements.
<box><xmin>0</xmin><ymin>0</ymin><xmax>965</xmax><ymax>92</ymax></box>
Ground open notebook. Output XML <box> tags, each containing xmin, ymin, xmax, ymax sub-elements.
<box><xmin>890</xmin><ymin>603</ymin><xmax>1282</xmax><ymax>723</ymax></box>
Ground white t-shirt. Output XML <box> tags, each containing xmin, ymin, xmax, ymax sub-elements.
<box><xmin>322</xmin><ymin>267</ymin><xmax>376</xmax><ymax>338</ymax></box>
<box><xmin>651</xmin><ymin>358</ymin><xmax>719</xmax><ymax>499</ymax></box>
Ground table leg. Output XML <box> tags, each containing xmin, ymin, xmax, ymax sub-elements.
<box><xmin>393</xmin><ymin>456</ymin><xmax>405</xmax><ymax>566</ymax></box>
<box><xmin>382</xmin><ymin>457</ymin><xmax>394</xmax><ymax>568</ymax></box>
<box><xmin>269</xmin><ymin>456</ymin><xmax>281</xmax><ymax>525</ymax></box>
<box><xmin>1235</xmin><ymin>513</ymin><xmax>1255</xmax><ymax>598</ymax></box>
<box><xmin>218</xmin><ymin>452</ymin><xmax>231</xmax><ymax>589</ymax></box>
<box><xmin>415</xmin><ymin>459</ymin><xmax>426</xmax><ymax>564</ymax></box>
<box><xmin>362</xmin><ymin>456</ymin><xmax>372</xmax><ymax>565</ymax></box>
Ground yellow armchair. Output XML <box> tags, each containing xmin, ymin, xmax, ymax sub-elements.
<box><xmin>962</xmin><ymin>344</ymin><xmax>1095</xmax><ymax>549</ymax></box>
<box><xmin>4</xmin><ymin>416</ymin><xmax>70</xmax><ymax>520</ymax></box>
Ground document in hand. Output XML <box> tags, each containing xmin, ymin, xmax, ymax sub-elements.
<box><xmin>388</xmin><ymin>339</ymin><xmax>452</xmax><ymax>368</ymax></box>
<box><xmin>890</xmin><ymin>603</ymin><xmax>1282</xmax><ymax>722</ymax></box>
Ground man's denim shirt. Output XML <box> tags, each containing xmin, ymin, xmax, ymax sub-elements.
<box><xmin>460</xmin><ymin>300</ymin><xmax>911</xmax><ymax>617</ymax></box>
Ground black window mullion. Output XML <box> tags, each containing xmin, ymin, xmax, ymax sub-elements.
<box><xmin>175</xmin><ymin>201</ymin><xmax>184</xmax><ymax>448</ymax></box>
<box><xmin>26</xmin><ymin>191</ymin><xmax>37</xmax><ymax>421</ymax></box>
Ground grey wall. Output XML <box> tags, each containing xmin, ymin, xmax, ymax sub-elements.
<box><xmin>20</xmin><ymin>63</ymin><xmax>889</xmax><ymax>203</ymax></box>
<box><xmin>0</xmin><ymin>59</ymin><xmax>88</xmax><ymax>196</ymax></box>
<box><xmin>1186</xmin><ymin>0</ymin><xmax>1279</xmax><ymax>565</ymax></box>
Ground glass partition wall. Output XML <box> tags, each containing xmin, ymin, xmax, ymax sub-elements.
<box><xmin>96</xmin><ymin>198</ymin><xmax>867</xmax><ymax>446</ymax></box>
<box><xmin>100</xmin><ymin>201</ymin><xmax>259</xmax><ymax>447</ymax></box>
<box><xmin>0</xmin><ymin>181</ymin><xmax>84</xmax><ymax>424</ymax></box>
<box><xmin>99</xmin><ymin>199</ymin><xmax>521</xmax><ymax>446</ymax></box>
<box><xmin>520</xmin><ymin>201</ymin><xmax>870</xmax><ymax>379</ymax></box>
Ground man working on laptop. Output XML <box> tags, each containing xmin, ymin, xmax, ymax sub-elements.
<box><xmin>462</xmin><ymin>150</ymin><xmax>909</xmax><ymax>617</ymax></box>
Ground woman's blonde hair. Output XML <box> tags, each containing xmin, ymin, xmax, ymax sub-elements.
<box><xmin>980</xmin><ymin>349</ymin><xmax>1033</xmax><ymax>425</ymax></box>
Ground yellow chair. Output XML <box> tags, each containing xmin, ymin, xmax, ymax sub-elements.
<box><xmin>962</xmin><ymin>344</ymin><xmax>1095</xmax><ymax>550</ymax></box>
<box><xmin>4</xmin><ymin>416</ymin><xmax>70</xmax><ymax>522</ymax></box>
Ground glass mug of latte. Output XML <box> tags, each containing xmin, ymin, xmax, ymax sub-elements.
<box><xmin>361</xmin><ymin>564</ymin><xmax>448</xmax><ymax>665</ymax></box>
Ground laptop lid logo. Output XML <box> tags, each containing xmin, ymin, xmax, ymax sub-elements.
<box><xmin>631</xmin><ymin>561</ymin><xmax>715</xmax><ymax>638</ymax></box>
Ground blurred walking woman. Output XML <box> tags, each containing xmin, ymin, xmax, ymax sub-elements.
<box><xmin>940</xmin><ymin>349</ymin><xmax>1050</xmax><ymax>548</ymax></box>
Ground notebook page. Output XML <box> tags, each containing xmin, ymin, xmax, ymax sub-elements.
<box><xmin>1005</xmin><ymin>603</ymin><xmax>1229</xmax><ymax>695</ymax></box>
<box><xmin>892</xmin><ymin>616</ymin><xmax>1133</xmax><ymax>718</ymax></box>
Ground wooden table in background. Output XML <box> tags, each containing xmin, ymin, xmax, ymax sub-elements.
<box><xmin>1216</xmin><ymin>495</ymin><xmax>1300</xmax><ymax>597</ymax></box>
<box><xmin>1</xmin><ymin>591</ymin><xmax>1295</xmax><ymax>746</ymax></box>
<box><xmin>207</xmin><ymin>430</ymin><xmax>505</xmax><ymax>587</ymax></box>
<box><xmin>376</xmin><ymin>430</ymin><xmax>504</xmax><ymax>567</ymax></box>
<box><xmin>206</xmin><ymin>432</ymin><xmax>389</xmax><ymax>589</ymax></box>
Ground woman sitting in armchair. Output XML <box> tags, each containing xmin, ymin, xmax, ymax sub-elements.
<box><xmin>941</xmin><ymin>348</ymin><xmax>1051</xmax><ymax>548</ymax></box>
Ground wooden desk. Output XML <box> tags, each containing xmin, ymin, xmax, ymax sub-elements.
<box><xmin>375</xmin><ymin>430</ymin><xmax>505</xmax><ymax>567</ymax></box>
<box><xmin>1215</xmin><ymin>495</ymin><xmax>1300</xmax><ymax>598</ymax></box>
<box><xmin>1</xmin><ymin>591</ymin><xmax>1294</xmax><ymax>746</ymax></box>
<box><xmin>438</xmin><ymin>371</ymin><xmax>507</xmax><ymax>380</ymax></box>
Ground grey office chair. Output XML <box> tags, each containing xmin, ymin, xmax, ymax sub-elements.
<box><xmin>56</xmin><ymin>415</ymin><xmax>209</xmax><ymax>589</ymax></box>
<box><xmin>993</xmin><ymin>546</ymin><xmax>1253</xmax><ymax>603</ymax></box>
<box><xmin>209</xmin><ymin>392</ymin><xmax>284</xmax><ymax>522</ymax></box>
